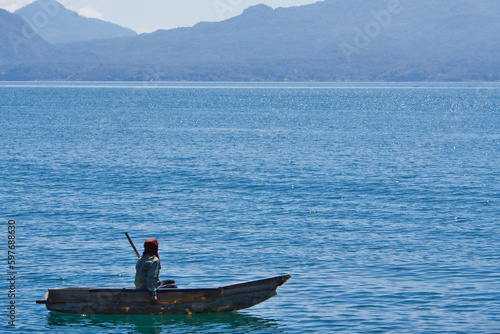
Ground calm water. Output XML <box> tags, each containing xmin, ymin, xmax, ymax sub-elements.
<box><xmin>1</xmin><ymin>82</ymin><xmax>499</xmax><ymax>333</ymax></box>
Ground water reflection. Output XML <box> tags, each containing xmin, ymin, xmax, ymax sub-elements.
<box><xmin>47</xmin><ymin>311</ymin><xmax>283</xmax><ymax>333</ymax></box>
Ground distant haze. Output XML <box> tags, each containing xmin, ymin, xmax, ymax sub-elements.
<box><xmin>0</xmin><ymin>0</ymin><xmax>320</xmax><ymax>33</ymax></box>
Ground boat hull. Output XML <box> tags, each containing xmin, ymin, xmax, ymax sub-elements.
<box><xmin>36</xmin><ymin>274</ymin><xmax>291</xmax><ymax>315</ymax></box>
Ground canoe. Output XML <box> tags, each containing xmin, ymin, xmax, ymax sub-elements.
<box><xmin>36</xmin><ymin>274</ymin><xmax>291</xmax><ymax>315</ymax></box>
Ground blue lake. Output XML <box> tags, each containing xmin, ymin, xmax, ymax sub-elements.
<box><xmin>1</xmin><ymin>82</ymin><xmax>499</xmax><ymax>333</ymax></box>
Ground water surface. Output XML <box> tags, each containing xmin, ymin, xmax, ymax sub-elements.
<box><xmin>1</xmin><ymin>82</ymin><xmax>499</xmax><ymax>333</ymax></box>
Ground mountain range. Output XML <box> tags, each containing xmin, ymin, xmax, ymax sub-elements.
<box><xmin>14</xmin><ymin>0</ymin><xmax>136</xmax><ymax>44</ymax></box>
<box><xmin>1</xmin><ymin>0</ymin><xmax>499</xmax><ymax>81</ymax></box>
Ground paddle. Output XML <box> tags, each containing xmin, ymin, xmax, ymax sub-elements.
<box><xmin>125</xmin><ymin>232</ymin><xmax>141</xmax><ymax>259</ymax></box>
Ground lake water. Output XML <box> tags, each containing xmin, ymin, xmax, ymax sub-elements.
<box><xmin>1</xmin><ymin>82</ymin><xmax>499</xmax><ymax>333</ymax></box>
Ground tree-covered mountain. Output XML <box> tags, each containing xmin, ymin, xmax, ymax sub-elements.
<box><xmin>1</xmin><ymin>0</ymin><xmax>499</xmax><ymax>81</ymax></box>
<box><xmin>14</xmin><ymin>0</ymin><xmax>136</xmax><ymax>44</ymax></box>
<box><xmin>0</xmin><ymin>8</ymin><xmax>54</xmax><ymax>64</ymax></box>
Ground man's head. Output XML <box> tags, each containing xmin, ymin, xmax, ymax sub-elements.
<box><xmin>144</xmin><ymin>238</ymin><xmax>159</xmax><ymax>258</ymax></box>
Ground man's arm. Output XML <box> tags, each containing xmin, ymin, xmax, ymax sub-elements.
<box><xmin>146</xmin><ymin>259</ymin><xmax>160</xmax><ymax>303</ymax></box>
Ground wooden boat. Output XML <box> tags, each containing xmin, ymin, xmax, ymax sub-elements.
<box><xmin>36</xmin><ymin>274</ymin><xmax>291</xmax><ymax>315</ymax></box>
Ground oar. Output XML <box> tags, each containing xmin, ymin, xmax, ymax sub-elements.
<box><xmin>125</xmin><ymin>232</ymin><xmax>141</xmax><ymax>258</ymax></box>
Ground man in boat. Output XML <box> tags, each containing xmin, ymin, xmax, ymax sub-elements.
<box><xmin>135</xmin><ymin>238</ymin><xmax>177</xmax><ymax>304</ymax></box>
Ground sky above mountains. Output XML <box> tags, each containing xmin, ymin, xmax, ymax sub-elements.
<box><xmin>0</xmin><ymin>0</ymin><xmax>319</xmax><ymax>33</ymax></box>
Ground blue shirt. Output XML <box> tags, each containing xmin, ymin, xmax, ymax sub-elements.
<box><xmin>135</xmin><ymin>254</ymin><xmax>160</xmax><ymax>296</ymax></box>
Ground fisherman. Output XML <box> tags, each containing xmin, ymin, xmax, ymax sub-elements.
<box><xmin>135</xmin><ymin>238</ymin><xmax>177</xmax><ymax>304</ymax></box>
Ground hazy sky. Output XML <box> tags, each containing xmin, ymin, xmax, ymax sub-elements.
<box><xmin>0</xmin><ymin>0</ymin><xmax>320</xmax><ymax>33</ymax></box>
